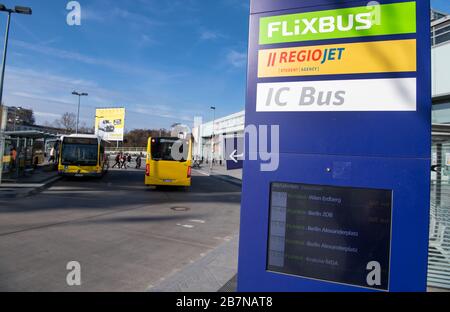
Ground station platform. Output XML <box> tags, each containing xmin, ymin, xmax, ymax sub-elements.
<box><xmin>0</xmin><ymin>165</ymin><xmax>61</xmax><ymax>199</ymax></box>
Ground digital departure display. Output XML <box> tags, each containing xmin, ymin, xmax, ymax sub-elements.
<box><xmin>267</xmin><ymin>182</ymin><xmax>392</xmax><ymax>290</ymax></box>
<box><xmin>64</xmin><ymin>137</ymin><xmax>98</xmax><ymax>145</ymax></box>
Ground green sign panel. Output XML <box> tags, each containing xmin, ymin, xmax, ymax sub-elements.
<box><xmin>259</xmin><ymin>1</ymin><xmax>416</xmax><ymax>45</ymax></box>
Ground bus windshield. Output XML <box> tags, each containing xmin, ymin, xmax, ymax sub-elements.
<box><xmin>151</xmin><ymin>138</ymin><xmax>188</xmax><ymax>162</ymax></box>
<box><xmin>61</xmin><ymin>138</ymin><xmax>99</xmax><ymax>166</ymax></box>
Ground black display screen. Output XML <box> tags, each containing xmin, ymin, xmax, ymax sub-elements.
<box><xmin>267</xmin><ymin>182</ymin><xmax>392</xmax><ymax>290</ymax></box>
<box><xmin>64</xmin><ymin>137</ymin><xmax>98</xmax><ymax>145</ymax></box>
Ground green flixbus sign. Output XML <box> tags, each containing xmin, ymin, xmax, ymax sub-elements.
<box><xmin>259</xmin><ymin>1</ymin><xmax>416</xmax><ymax>45</ymax></box>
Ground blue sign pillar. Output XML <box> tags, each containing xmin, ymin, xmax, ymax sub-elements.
<box><xmin>238</xmin><ymin>0</ymin><xmax>431</xmax><ymax>291</ymax></box>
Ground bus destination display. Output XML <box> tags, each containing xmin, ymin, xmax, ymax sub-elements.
<box><xmin>267</xmin><ymin>182</ymin><xmax>392</xmax><ymax>290</ymax></box>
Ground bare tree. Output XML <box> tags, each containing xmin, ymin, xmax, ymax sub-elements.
<box><xmin>78</xmin><ymin>121</ymin><xmax>95</xmax><ymax>134</ymax></box>
<box><xmin>54</xmin><ymin>112</ymin><xmax>76</xmax><ymax>132</ymax></box>
<box><xmin>122</xmin><ymin>129</ymin><xmax>171</xmax><ymax>147</ymax></box>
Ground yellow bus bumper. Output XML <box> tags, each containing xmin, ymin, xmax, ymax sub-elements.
<box><xmin>145</xmin><ymin>176</ymin><xmax>191</xmax><ymax>187</ymax></box>
<box><xmin>58</xmin><ymin>166</ymin><xmax>104</xmax><ymax>177</ymax></box>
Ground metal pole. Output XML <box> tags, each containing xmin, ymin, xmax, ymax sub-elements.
<box><xmin>210</xmin><ymin>109</ymin><xmax>216</xmax><ymax>172</ymax></box>
<box><xmin>0</xmin><ymin>135</ymin><xmax>4</xmax><ymax>184</ymax></box>
<box><xmin>76</xmin><ymin>95</ymin><xmax>80</xmax><ymax>134</ymax></box>
<box><xmin>0</xmin><ymin>12</ymin><xmax>11</xmax><ymax>185</ymax></box>
<box><xmin>436</xmin><ymin>143</ymin><xmax>442</xmax><ymax>208</ymax></box>
<box><xmin>0</xmin><ymin>11</ymin><xmax>11</xmax><ymax>108</ymax></box>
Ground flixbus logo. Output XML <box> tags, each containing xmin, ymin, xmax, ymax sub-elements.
<box><xmin>266</xmin><ymin>13</ymin><xmax>372</xmax><ymax>38</ymax></box>
<box><xmin>259</xmin><ymin>1</ymin><xmax>416</xmax><ymax>45</ymax></box>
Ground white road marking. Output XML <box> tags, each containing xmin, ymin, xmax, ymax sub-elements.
<box><xmin>214</xmin><ymin>236</ymin><xmax>232</xmax><ymax>242</ymax></box>
<box><xmin>192</xmin><ymin>169</ymin><xmax>210</xmax><ymax>176</ymax></box>
<box><xmin>176</xmin><ymin>223</ymin><xmax>194</xmax><ymax>229</ymax></box>
<box><xmin>189</xmin><ymin>219</ymin><xmax>206</xmax><ymax>224</ymax></box>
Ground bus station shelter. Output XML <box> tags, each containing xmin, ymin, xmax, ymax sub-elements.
<box><xmin>0</xmin><ymin>130</ymin><xmax>59</xmax><ymax>182</ymax></box>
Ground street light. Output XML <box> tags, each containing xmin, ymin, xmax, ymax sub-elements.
<box><xmin>0</xmin><ymin>4</ymin><xmax>31</xmax><ymax>185</ymax></box>
<box><xmin>0</xmin><ymin>4</ymin><xmax>32</xmax><ymax>107</ymax></box>
<box><xmin>13</xmin><ymin>6</ymin><xmax>32</xmax><ymax>15</ymax></box>
<box><xmin>72</xmin><ymin>91</ymin><xmax>88</xmax><ymax>134</ymax></box>
<box><xmin>210</xmin><ymin>106</ymin><xmax>216</xmax><ymax>172</ymax></box>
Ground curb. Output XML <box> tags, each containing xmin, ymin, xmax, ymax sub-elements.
<box><xmin>27</xmin><ymin>175</ymin><xmax>63</xmax><ymax>198</ymax></box>
<box><xmin>148</xmin><ymin>235</ymin><xmax>239</xmax><ymax>292</ymax></box>
<box><xmin>0</xmin><ymin>175</ymin><xmax>62</xmax><ymax>199</ymax></box>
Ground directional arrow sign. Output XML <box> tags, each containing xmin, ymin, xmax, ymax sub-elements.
<box><xmin>224</xmin><ymin>136</ymin><xmax>244</xmax><ymax>170</ymax></box>
<box><xmin>230</xmin><ymin>150</ymin><xmax>244</xmax><ymax>163</ymax></box>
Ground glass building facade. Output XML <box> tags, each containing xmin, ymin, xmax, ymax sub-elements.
<box><xmin>431</xmin><ymin>9</ymin><xmax>450</xmax><ymax>124</ymax></box>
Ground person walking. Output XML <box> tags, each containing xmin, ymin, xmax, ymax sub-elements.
<box><xmin>112</xmin><ymin>153</ymin><xmax>121</xmax><ymax>168</ymax></box>
<box><xmin>10</xmin><ymin>147</ymin><xmax>17</xmax><ymax>172</ymax></box>
<box><xmin>49</xmin><ymin>146</ymin><xmax>56</xmax><ymax>163</ymax></box>
<box><xmin>121</xmin><ymin>154</ymin><xmax>128</xmax><ymax>169</ymax></box>
<box><xmin>136</xmin><ymin>153</ymin><xmax>143</xmax><ymax>169</ymax></box>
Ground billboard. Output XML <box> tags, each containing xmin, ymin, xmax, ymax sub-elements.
<box><xmin>95</xmin><ymin>108</ymin><xmax>126</xmax><ymax>141</ymax></box>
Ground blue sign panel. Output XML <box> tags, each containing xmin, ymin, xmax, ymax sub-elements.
<box><xmin>238</xmin><ymin>0</ymin><xmax>431</xmax><ymax>292</ymax></box>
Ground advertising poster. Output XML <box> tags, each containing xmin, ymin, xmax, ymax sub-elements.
<box><xmin>95</xmin><ymin>108</ymin><xmax>126</xmax><ymax>141</ymax></box>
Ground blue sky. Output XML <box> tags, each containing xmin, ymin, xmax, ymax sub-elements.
<box><xmin>0</xmin><ymin>0</ymin><xmax>249</xmax><ymax>130</ymax></box>
<box><xmin>432</xmin><ymin>0</ymin><xmax>450</xmax><ymax>13</ymax></box>
<box><xmin>0</xmin><ymin>0</ymin><xmax>448</xmax><ymax>130</ymax></box>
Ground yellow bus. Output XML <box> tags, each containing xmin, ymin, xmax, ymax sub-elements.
<box><xmin>58</xmin><ymin>134</ymin><xmax>108</xmax><ymax>177</ymax></box>
<box><xmin>145</xmin><ymin>137</ymin><xmax>192</xmax><ymax>187</ymax></box>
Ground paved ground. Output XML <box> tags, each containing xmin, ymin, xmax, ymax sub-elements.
<box><xmin>193</xmin><ymin>164</ymin><xmax>242</xmax><ymax>179</ymax></box>
<box><xmin>0</xmin><ymin>165</ymin><xmax>61</xmax><ymax>199</ymax></box>
<box><xmin>0</xmin><ymin>168</ymin><xmax>241</xmax><ymax>291</ymax></box>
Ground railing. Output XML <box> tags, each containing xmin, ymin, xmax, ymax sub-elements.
<box><xmin>105</xmin><ymin>147</ymin><xmax>146</xmax><ymax>155</ymax></box>
<box><xmin>428</xmin><ymin>141</ymin><xmax>450</xmax><ymax>289</ymax></box>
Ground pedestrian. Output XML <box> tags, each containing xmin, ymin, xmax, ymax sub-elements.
<box><xmin>127</xmin><ymin>154</ymin><xmax>132</xmax><ymax>164</ymax></box>
<box><xmin>121</xmin><ymin>154</ymin><xmax>127</xmax><ymax>169</ymax></box>
<box><xmin>54</xmin><ymin>141</ymin><xmax>60</xmax><ymax>164</ymax></box>
<box><xmin>10</xmin><ymin>147</ymin><xmax>17</xmax><ymax>171</ymax></box>
<box><xmin>33</xmin><ymin>156</ymin><xmax>39</xmax><ymax>170</ymax></box>
<box><xmin>112</xmin><ymin>153</ymin><xmax>121</xmax><ymax>168</ymax></box>
<box><xmin>49</xmin><ymin>146</ymin><xmax>55</xmax><ymax>163</ymax></box>
<box><xmin>136</xmin><ymin>153</ymin><xmax>142</xmax><ymax>169</ymax></box>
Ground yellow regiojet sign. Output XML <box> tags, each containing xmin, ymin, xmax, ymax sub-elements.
<box><xmin>258</xmin><ymin>39</ymin><xmax>416</xmax><ymax>78</ymax></box>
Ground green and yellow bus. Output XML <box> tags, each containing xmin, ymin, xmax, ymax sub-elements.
<box><xmin>145</xmin><ymin>137</ymin><xmax>192</xmax><ymax>187</ymax></box>
<box><xmin>58</xmin><ymin>134</ymin><xmax>108</xmax><ymax>177</ymax></box>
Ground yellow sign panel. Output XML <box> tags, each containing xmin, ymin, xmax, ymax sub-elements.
<box><xmin>95</xmin><ymin>108</ymin><xmax>126</xmax><ymax>141</ymax></box>
<box><xmin>258</xmin><ymin>39</ymin><xmax>416</xmax><ymax>78</ymax></box>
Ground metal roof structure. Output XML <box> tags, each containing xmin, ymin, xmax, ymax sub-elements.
<box><xmin>432</xmin><ymin>124</ymin><xmax>450</xmax><ymax>142</ymax></box>
<box><xmin>3</xmin><ymin>130</ymin><xmax>59</xmax><ymax>139</ymax></box>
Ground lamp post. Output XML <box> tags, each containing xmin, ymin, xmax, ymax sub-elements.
<box><xmin>72</xmin><ymin>91</ymin><xmax>88</xmax><ymax>134</ymax></box>
<box><xmin>0</xmin><ymin>5</ymin><xmax>31</xmax><ymax>185</ymax></box>
<box><xmin>0</xmin><ymin>5</ymin><xmax>32</xmax><ymax>107</ymax></box>
<box><xmin>210</xmin><ymin>106</ymin><xmax>216</xmax><ymax>172</ymax></box>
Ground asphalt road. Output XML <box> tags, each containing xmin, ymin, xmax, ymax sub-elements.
<box><xmin>0</xmin><ymin>168</ymin><xmax>241</xmax><ymax>291</ymax></box>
